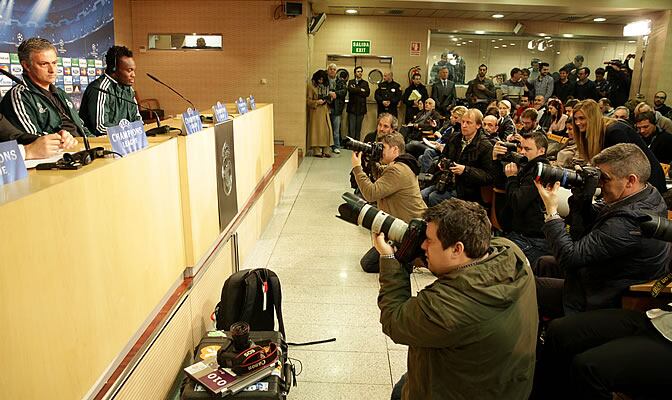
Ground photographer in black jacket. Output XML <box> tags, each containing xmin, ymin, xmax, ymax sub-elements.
<box><xmin>421</xmin><ymin>108</ymin><xmax>494</xmax><ymax>206</ymax></box>
<box><xmin>534</xmin><ymin>143</ymin><xmax>669</xmax><ymax>317</ymax></box>
<box><xmin>492</xmin><ymin>130</ymin><xmax>551</xmax><ymax>265</ymax></box>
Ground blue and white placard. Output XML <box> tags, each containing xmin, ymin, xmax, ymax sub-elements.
<box><xmin>212</xmin><ymin>102</ymin><xmax>230</xmax><ymax>123</ymax></box>
<box><xmin>0</xmin><ymin>140</ymin><xmax>27</xmax><ymax>185</ymax></box>
<box><xmin>248</xmin><ymin>95</ymin><xmax>257</xmax><ymax>110</ymax></box>
<box><xmin>182</xmin><ymin>108</ymin><xmax>203</xmax><ymax>135</ymax></box>
<box><xmin>107</xmin><ymin>119</ymin><xmax>148</xmax><ymax>156</ymax></box>
<box><xmin>236</xmin><ymin>97</ymin><xmax>248</xmax><ymax>115</ymax></box>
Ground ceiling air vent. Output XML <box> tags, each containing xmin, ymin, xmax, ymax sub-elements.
<box><xmin>561</xmin><ymin>15</ymin><xmax>588</xmax><ymax>22</ymax></box>
<box><xmin>387</xmin><ymin>9</ymin><xmax>404</xmax><ymax>15</ymax></box>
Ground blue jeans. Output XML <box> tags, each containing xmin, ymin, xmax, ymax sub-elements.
<box><xmin>421</xmin><ymin>185</ymin><xmax>455</xmax><ymax>207</ymax></box>
<box><xmin>419</xmin><ymin>148</ymin><xmax>440</xmax><ymax>173</ymax></box>
<box><xmin>505</xmin><ymin>231</ymin><xmax>551</xmax><ymax>266</ymax></box>
<box><xmin>330</xmin><ymin>111</ymin><xmax>341</xmax><ymax>149</ymax></box>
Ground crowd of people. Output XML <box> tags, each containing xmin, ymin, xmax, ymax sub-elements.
<box><xmin>311</xmin><ymin>55</ymin><xmax>672</xmax><ymax>399</ymax></box>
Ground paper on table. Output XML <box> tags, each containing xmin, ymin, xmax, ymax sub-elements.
<box><xmin>422</xmin><ymin>138</ymin><xmax>438</xmax><ymax>150</ymax></box>
<box><xmin>24</xmin><ymin>153</ymin><xmax>65</xmax><ymax>169</ymax></box>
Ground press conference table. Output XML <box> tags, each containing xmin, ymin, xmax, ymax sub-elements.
<box><xmin>0</xmin><ymin>104</ymin><xmax>276</xmax><ymax>400</ymax></box>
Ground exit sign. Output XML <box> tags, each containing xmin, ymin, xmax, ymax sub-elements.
<box><xmin>351</xmin><ymin>40</ymin><xmax>371</xmax><ymax>54</ymax></box>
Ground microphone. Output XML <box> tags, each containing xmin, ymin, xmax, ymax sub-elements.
<box><xmin>146</xmin><ymin>73</ymin><xmax>196</xmax><ymax>110</ymax></box>
<box><xmin>0</xmin><ymin>68</ymin><xmax>92</xmax><ymax>151</ymax></box>
<box><xmin>90</xmin><ymin>86</ymin><xmax>170</xmax><ymax>136</ymax></box>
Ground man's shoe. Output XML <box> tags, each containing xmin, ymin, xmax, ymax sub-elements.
<box><xmin>333</xmin><ymin>148</ymin><xmax>341</xmax><ymax>154</ymax></box>
<box><xmin>323</xmin><ymin>153</ymin><xmax>332</xmax><ymax>158</ymax></box>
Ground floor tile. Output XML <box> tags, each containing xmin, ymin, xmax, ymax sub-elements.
<box><xmin>282</xmin><ymin>302</ymin><xmax>381</xmax><ymax>327</ymax></box>
<box><xmin>285</xmin><ymin>323</ymin><xmax>387</xmax><ymax>353</ymax></box>
<box><xmin>287</xmin><ymin>382</ymin><xmax>392</xmax><ymax>400</ymax></box>
<box><xmin>289</xmin><ymin>350</ymin><xmax>391</xmax><ymax>384</ymax></box>
<box><xmin>272</xmin><ymin>267</ymin><xmax>380</xmax><ymax>288</ymax></box>
<box><xmin>282</xmin><ymin>284</ymin><xmax>380</xmax><ymax>305</ymax></box>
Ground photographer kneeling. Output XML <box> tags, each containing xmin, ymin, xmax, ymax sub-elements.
<box><xmin>534</xmin><ymin>143</ymin><xmax>669</xmax><ymax>317</ymax></box>
<box><xmin>374</xmin><ymin>199</ymin><xmax>537</xmax><ymax>399</ymax></box>
<box><xmin>352</xmin><ymin>132</ymin><xmax>426</xmax><ymax>273</ymax></box>
<box><xmin>492</xmin><ymin>130</ymin><xmax>551</xmax><ymax>265</ymax></box>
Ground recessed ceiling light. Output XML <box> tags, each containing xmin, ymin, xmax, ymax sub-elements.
<box><xmin>498</xmin><ymin>38</ymin><xmax>503</xmax><ymax>41</ymax></box>
<box><xmin>491</xmin><ymin>39</ymin><xmax>496</xmax><ymax>42</ymax></box>
<box><xmin>451</xmin><ymin>38</ymin><xmax>459</xmax><ymax>41</ymax></box>
<box><xmin>556</xmin><ymin>51</ymin><xmax>561</xmax><ymax>55</ymax></box>
<box><xmin>628</xmin><ymin>40</ymin><xmax>636</xmax><ymax>43</ymax></box>
<box><xmin>544</xmin><ymin>36</ymin><xmax>551</xmax><ymax>39</ymax></box>
<box><xmin>468</xmin><ymin>40</ymin><xmax>473</xmax><ymax>43</ymax></box>
<box><xmin>492</xmin><ymin>14</ymin><xmax>504</xmax><ymax>19</ymax></box>
<box><xmin>502</xmin><ymin>45</ymin><xmax>507</xmax><ymax>48</ymax></box>
<box><xmin>475</xmin><ymin>30</ymin><xmax>486</xmax><ymax>34</ymax></box>
<box><xmin>539</xmin><ymin>33</ymin><xmax>546</xmax><ymax>36</ymax></box>
<box><xmin>494</xmin><ymin>46</ymin><xmax>499</xmax><ymax>49</ymax></box>
<box><xmin>563</xmin><ymin>33</ymin><xmax>574</xmax><ymax>38</ymax></box>
<box><xmin>593</xmin><ymin>17</ymin><xmax>606</xmax><ymax>22</ymax></box>
<box><xmin>345</xmin><ymin>9</ymin><xmax>358</xmax><ymax>14</ymax></box>
<box><xmin>510</xmin><ymin>43</ymin><xmax>516</xmax><ymax>46</ymax></box>
<box><xmin>456</xmin><ymin>44</ymin><xmax>462</xmax><ymax>46</ymax></box>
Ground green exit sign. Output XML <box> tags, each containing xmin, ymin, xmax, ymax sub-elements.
<box><xmin>351</xmin><ymin>40</ymin><xmax>371</xmax><ymax>54</ymax></box>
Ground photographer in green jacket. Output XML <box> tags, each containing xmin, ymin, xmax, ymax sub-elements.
<box><xmin>79</xmin><ymin>45</ymin><xmax>142</xmax><ymax>136</ymax></box>
<box><xmin>0</xmin><ymin>38</ymin><xmax>91</xmax><ymax>141</ymax></box>
<box><xmin>373</xmin><ymin>198</ymin><xmax>538</xmax><ymax>400</ymax></box>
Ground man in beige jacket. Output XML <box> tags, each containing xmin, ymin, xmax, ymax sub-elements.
<box><xmin>352</xmin><ymin>132</ymin><xmax>426</xmax><ymax>272</ymax></box>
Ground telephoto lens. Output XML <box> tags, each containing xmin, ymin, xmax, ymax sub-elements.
<box><xmin>336</xmin><ymin>192</ymin><xmax>426</xmax><ymax>264</ymax></box>
<box><xmin>342</xmin><ymin>136</ymin><xmax>384</xmax><ymax>161</ymax></box>
<box><xmin>535</xmin><ymin>163</ymin><xmax>584</xmax><ymax>189</ymax></box>
<box><xmin>638</xmin><ymin>213</ymin><xmax>672</xmax><ymax>242</ymax></box>
<box><xmin>230</xmin><ymin>321</ymin><xmax>252</xmax><ymax>351</ymax></box>
<box><xmin>499</xmin><ymin>141</ymin><xmax>519</xmax><ymax>153</ymax></box>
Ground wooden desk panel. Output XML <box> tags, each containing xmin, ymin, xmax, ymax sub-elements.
<box><xmin>0</xmin><ymin>140</ymin><xmax>186</xmax><ymax>399</ymax></box>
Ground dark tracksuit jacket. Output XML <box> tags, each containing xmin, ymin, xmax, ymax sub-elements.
<box><xmin>79</xmin><ymin>74</ymin><xmax>142</xmax><ymax>136</ymax></box>
<box><xmin>0</xmin><ymin>75</ymin><xmax>91</xmax><ymax>141</ymax></box>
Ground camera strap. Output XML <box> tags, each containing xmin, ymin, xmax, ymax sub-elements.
<box><xmin>651</xmin><ymin>272</ymin><xmax>672</xmax><ymax>298</ymax></box>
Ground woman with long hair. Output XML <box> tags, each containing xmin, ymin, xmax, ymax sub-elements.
<box><xmin>547</xmin><ymin>99</ymin><xmax>568</xmax><ymax>136</ymax></box>
<box><xmin>572</xmin><ymin>99</ymin><xmax>666</xmax><ymax>192</ymax></box>
<box><xmin>306</xmin><ymin>69</ymin><xmax>333</xmax><ymax>157</ymax></box>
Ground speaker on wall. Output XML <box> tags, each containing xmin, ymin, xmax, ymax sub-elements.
<box><xmin>309</xmin><ymin>13</ymin><xmax>326</xmax><ymax>35</ymax></box>
<box><xmin>284</xmin><ymin>1</ymin><xmax>302</xmax><ymax>17</ymax></box>
<box><xmin>513</xmin><ymin>22</ymin><xmax>525</xmax><ymax>35</ymax></box>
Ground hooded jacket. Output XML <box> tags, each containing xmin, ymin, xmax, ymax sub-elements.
<box><xmin>379</xmin><ymin>237</ymin><xmax>538</xmax><ymax>400</ymax></box>
<box><xmin>543</xmin><ymin>184</ymin><xmax>670</xmax><ymax>313</ymax></box>
<box><xmin>352</xmin><ymin>153</ymin><xmax>426</xmax><ymax>223</ymax></box>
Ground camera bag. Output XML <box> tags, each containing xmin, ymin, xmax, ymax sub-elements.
<box><xmin>215</xmin><ymin>268</ymin><xmax>285</xmax><ymax>337</ymax></box>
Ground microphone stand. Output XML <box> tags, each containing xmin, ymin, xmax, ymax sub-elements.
<box><xmin>146</xmin><ymin>73</ymin><xmax>196</xmax><ymax>110</ymax></box>
<box><xmin>90</xmin><ymin>86</ymin><xmax>170</xmax><ymax>136</ymax></box>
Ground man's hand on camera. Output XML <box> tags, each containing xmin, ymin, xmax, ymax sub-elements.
<box><xmin>372</xmin><ymin>232</ymin><xmax>395</xmax><ymax>257</ymax></box>
<box><xmin>449</xmin><ymin>163</ymin><xmax>466</xmax><ymax>175</ymax></box>
<box><xmin>534</xmin><ymin>180</ymin><xmax>560</xmax><ymax>215</ymax></box>
<box><xmin>493</xmin><ymin>142</ymin><xmax>508</xmax><ymax>160</ymax></box>
<box><xmin>571</xmin><ymin>165</ymin><xmax>600</xmax><ymax>199</ymax></box>
<box><xmin>504</xmin><ymin>162</ymin><xmax>518</xmax><ymax>177</ymax></box>
<box><xmin>351</xmin><ymin>151</ymin><xmax>362</xmax><ymax>168</ymax></box>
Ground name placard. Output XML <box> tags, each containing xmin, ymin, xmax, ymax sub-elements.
<box><xmin>212</xmin><ymin>102</ymin><xmax>230</xmax><ymax>123</ymax></box>
<box><xmin>107</xmin><ymin>119</ymin><xmax>148</xmax><ymax>156</ymax></box>
<box><xmin>235</xmin><ymin>97</ymin><xmax>248</xmax><ymax>115</ymax></box>
<box><xmin>248</xmin><ymin>95</ymin><xmax>256</xmax><ymax>110</ymax></box>
<box><xmin>182</xmin><ymin>108</ymin><xmax>203</xmax><ymax>135</ymax></box>
<box><xmin>0</xmin><ymin>140</ymin><xmax>27</xmax><ymax>185</ymax></box>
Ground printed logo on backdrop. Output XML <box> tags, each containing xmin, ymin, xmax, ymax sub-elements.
<box><xmin>107</xmin><ymin>119</ymin><xmax>148</xmax><ymax>156</ymax></box>
<box><xmin>182</xmin><ymin>108</ymin><xmax>203</xmax><ymax>135</ymax></box>
<box><xmin>221</xmin><ymin>142</ymin><xmax>233</xmax><ymax>196</ymax></box>
<box><xmin>248</xmin><ymin>95</ymin><xmax>256</xmax><ymax>110</ymax></box>
<box><xmin>212</xmin><ymin>102</ymin><xmax>229</xmax><ymax>123</ymax></box>
<box><xmin>235</xmin><ymin>97</ymin><xmax>248</xmax><ymax>115</ymax></box>
<box><xmin>0</xmin><ymin>53</ymin><xmax>9</xmax><ymax>64</ymax></box>
<box><xmin>0</xmin><ymin>140</ymin><xmax>28</xmax><ymax>186</ymax></box>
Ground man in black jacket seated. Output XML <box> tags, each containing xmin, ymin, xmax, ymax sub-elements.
<box><xmin>533</xmin><ymin>143</ymin><xmax>669</xmax><ymax>318</ymax></box>
<box><xmin>635</xmin><ymin>111</ymin><xmax>672</xmax><ymax>164</ymax></box>
<box><xmin>492</xmin><ymin>130</ymin><xmax>551</xmax><ymax>265</ymax></box>
<box><xmin>421</xmin><ymin>108</ymin><xmax>494</xmax><ymax>206</ymax></box>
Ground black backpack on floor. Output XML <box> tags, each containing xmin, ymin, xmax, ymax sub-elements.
<box><xmin>214</xmin><ymin>268</ymin><xmax>285</xmax><ymax>337</ymax></box>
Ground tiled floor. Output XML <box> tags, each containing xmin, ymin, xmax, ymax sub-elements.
<box><xmin>241</xmin><ymin>151</ymin><xmax>436</xmax><ymax>399</ymax></box>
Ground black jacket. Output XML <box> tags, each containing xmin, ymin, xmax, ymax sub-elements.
<box><xmin>430</xmin><ymin>79</ymin><xmax>457</xmax><ymax>116</ymax></box>
<box><xmin>402</xmin><ymin>84</ymin><xmax>429</xmax><ymax>123</ymax></box>
<box><xmin>642</xmin><ymin>127</ymin><xmax>672</xmax><ymax>164</ymax></box>
<box><xmin>505</xmin><ymin>156</ymin><xmax>549</xmax><ymax>237</ymax></box>
<box><xmin>574</xmin><ymin>79</ymin><xmax>599</xmax><ymax>101</ymax></box>
<box><xmin>439</xmin><ymin>131</ymin><xmax>494</xmax><ymax>202</ymax></box>
<box><xmin>543</xmin><ymin>184</ymin><xmax>669</xmax><ymax>314</ymax></box>
<box><xmin>603</xmin><ymin>120</ymin><xmax>667</xmax><ymax>193</ymax></box>
<box><xmin>374</xmin><ymin>80</ymin><xmax>402</xmax><ymax>116</ymax></box>
<box><xmin>497</xmin><ymin>115</ymin><xmax>516</xmax><ymax>141</ymax></box>
<box><xmin>346</xmin><ymin>79</ymin><xmax>370</xmax><ymax>115</ymax></box>
<box><xmin>553</xmin><ymin>79</ymin><xmax>575</xmax><ymax>104</ymax></box>
<box><xmin>328</xmin><ymin>77</ymin><xmax>347</xmax><ymax>115</ymax></box>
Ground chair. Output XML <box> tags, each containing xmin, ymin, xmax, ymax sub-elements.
<box><xmin>480</xmin><ymin>186</ymin><xmax>503</xmax><ymax>231</ymax></box>
<box><xmin>138</xmin><ymin>98</ymin><xmax>164</xmax><ymax>123</ymax></box>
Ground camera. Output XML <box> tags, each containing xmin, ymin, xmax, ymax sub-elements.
<box><xmin>638</xmin><ymin>213</ymin><xmax>672</xmax><ymax>242</ymax></box>
<box><xmin>535</xmin><ymin>163</ymin><xmax>600</xmax><ymax>189</ymax></box>
<box><xmin>336</xmin><ymin>192</ymin><xmax>426</xmax><ymax>264</ymax></box>
<box><xmin>342</xmin><ymin>136</ymin><xmax>384</xmax><ymax>162</ymax></box>
<box><xmin>496</xmin><ymin>141</ymin><xmax>528</xmax><ymax>165</ymax></box>
<box><xmin>435</xmin><ymin>158</ymin><xmax>456</xmax><ymax>194</ymax></box>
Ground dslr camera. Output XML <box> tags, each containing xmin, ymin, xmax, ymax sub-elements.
<box><xmin>496</xmin><ymin>141</ymin><xmax>528</xmax><ymax>165</ymax></box>
<box><xmin>342</xmin><ymin>136</ymin><xmax>384</xmax><ymax>162</ymax></box>
<box><xmin>535</xmin><ymin>163</ymin><xmax>601</xmax><ymax>190</ymax></box>
<box><xmin>435</xmin><ymin>158</ymin><xmax>456</xmax><ymax>194</ymax></box>
<box><xmin>336</xmin><ymin>192</ymin><xmax>426</xmax><ymax>266</ymax></box>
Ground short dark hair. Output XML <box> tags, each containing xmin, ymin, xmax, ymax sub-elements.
<box><xmin>559</xmin><ymin>67</ymin><xmax>570</xmax><ymax>74</ymax></box>
<box><xmin>565</xmin><ymin>98</ymin><xmax>579</xmax><ymax>110</ymax></box>
<box><xmin>595</xmin><ymin>67</ymin><xmax>606</xmax><ymax>75</ymax></box>
<box><xmin>521</xmin><ymin>68</ymin><xmax>530</xmax><ymax>75</ymax></box>
<box><xmin>579</xmin><ymin>67</ymin><xmax>591</xmax><ymax>76</ymax></box>
<box><xmin>521</xmin><ymin>130</ymin><xmax>548</xmax><ymax>151</ymax></box>
<box><xmin>539</xmin><ymin>62</ymin><xmax>549</xmax><ymax>68</ymax></box>
<box><xmin>105</xmin><ymin>46</ymin><xmax>133</xmax><ymax>74</ymax></box>
<box><xmin>521</xmin><ymin>108</ymin><xmax>538</xmax><ymax>121</ymax></box>
<box><xmin>311</xmin><ymin>69</ymin><xmax>328</xmax><ymax>84</ymax></box>
<box><xmin>424</xmin><ymin>198</ymin><xmax>491</xmax><ymax>258</ymax></box>
<box><xmin>354</xmin><ymin>66</ymin><xmax>363</xmax><ymax>73</ymax></box>
<box><xmin>479</xmin><ymin>64</ymin><xmax>487</xmax><ymax>70</ymax></box>
<box><xmin>381</xmin><ymin>132</ymin><xmax>405</xmax><ymax>154</ymax></box>
<box><xmin>510</xmin><ymin>67</ymin><xmax>521</xmax><ymax>77</ymax></box>
<box><xmin>412</xmin><ymin>73</ymin><xmax>421</xmax><ymax>80</ymax></box>
<box><xmin>635</xmin><ymin>110</ymin><xmax>657</xmax><ymax>125</ymax></box>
